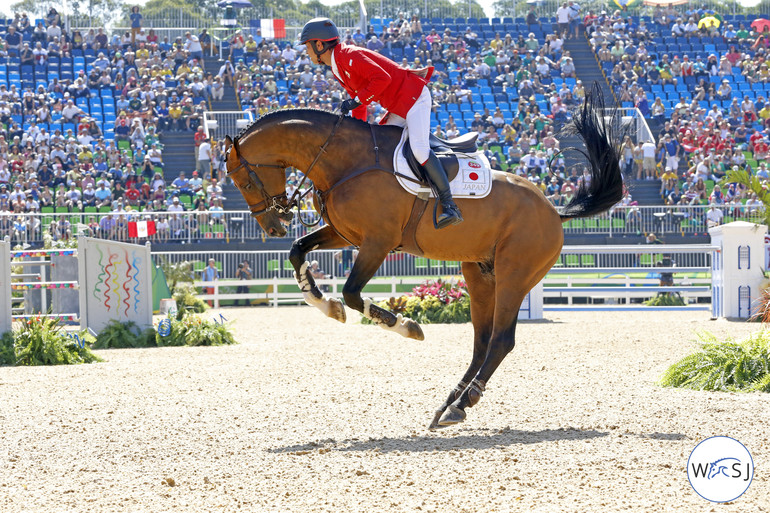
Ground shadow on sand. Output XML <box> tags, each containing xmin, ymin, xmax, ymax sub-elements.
<box><xmin>268</xmin><ymin>426</ymin><xmax>609</xmax><ymax>454</ymax></box>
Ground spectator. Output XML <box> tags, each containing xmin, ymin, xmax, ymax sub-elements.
<box><xmin>129</xmin><ymin>6</ymin><xmax>143</xmax><ymax>44</ymax></box>
<box><xmin>202</xmin><ymin>258</ymin><xmax>219</xmax><ymax>306</ymax></box>
<box><xmin>235</xmin><ymin>260</ymin><xmax>252</xmax><ymax>306</ymax></box>
<box><xmin>556</xmin><ymin>3</ymin><xmax>571</xmax><ymax>40</ymax></box>
<box><xmin>197</xmin><ymin>138</ymin><xmax>212</xmax><ymax>178</ymax></box>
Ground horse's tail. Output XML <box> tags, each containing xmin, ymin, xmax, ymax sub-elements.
<box><xmin>558</xmin><ymin>83</ymin><xmax>624</xmax><ymax>221</ymax></box>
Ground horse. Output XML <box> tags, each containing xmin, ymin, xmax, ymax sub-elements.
<box><xmin>223</xmin><ymin>89</ymin><xmax>623</xmax><ymax>429</ymax></box>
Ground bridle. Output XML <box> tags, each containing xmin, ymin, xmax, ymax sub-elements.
<box><xmin>226</xmin><ymin>114</ymin><xmax>345</xmax><ymax>225</ymax></box>
<box><xmin>226</xmin><ymin>136</ymin><xmax>291</xmax><ymax>218</ymax></box>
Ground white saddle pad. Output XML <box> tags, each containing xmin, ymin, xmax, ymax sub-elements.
<box><xmin>393</xmin><ymin>129</ymin><xmax>493</xmax><ymax>199</ymax></box>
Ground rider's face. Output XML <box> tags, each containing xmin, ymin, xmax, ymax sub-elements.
<box><xmin>304</xmin><ymin>41</ymin><xmax>324</xmax><ymax>65</ymax></box>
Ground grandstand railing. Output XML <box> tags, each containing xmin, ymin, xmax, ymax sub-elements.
<box><xmin>203</xmin><ymin>111</ymin><xmax>254</xmax><ymax>142</ymax></box>
<box><xmin>610</xmin><ymin>108</ymin><xmax>655</xmax><ymax>145</ymax></box>
<box><xmin>149</xmin><ymin>245</ymin><xmax>715</xmax><ymax>310</ymax></box>
<box><xmin>3</xmin><ymin>205</ymin><xmax>760</xmax><ymax>246</ymax></box>
<box><xmin>0</xmin><ymin>203</ymin><xmax>762</xmax><ymax>244</ymax></box>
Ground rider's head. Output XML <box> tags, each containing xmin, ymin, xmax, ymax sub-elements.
<box><xmin>300</xmin><ymin>17</ymin><xmax>340</xmax><ymax>65</ymax></box>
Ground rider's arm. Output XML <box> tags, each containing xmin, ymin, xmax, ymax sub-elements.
<box><xmin>349</xmin><ymin>50</ymin><xmax>392</xmax><ymax>105</ymax></box>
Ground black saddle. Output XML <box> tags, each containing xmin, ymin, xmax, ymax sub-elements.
<box><xmin>402</xmin><ymin>133</ymin><xmax>479</xmax><ymax>183</ymax></box>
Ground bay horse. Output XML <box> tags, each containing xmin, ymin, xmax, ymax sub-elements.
<box><xmin>223</xmin><ymin>90</ymin><xmax>623</xmax><ymax>429</ymax></box>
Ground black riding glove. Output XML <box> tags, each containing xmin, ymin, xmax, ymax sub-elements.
<box><xmin>340</xmin><ymin>98</ymin><xmax>362</xmax><ymax>115</ymax></box>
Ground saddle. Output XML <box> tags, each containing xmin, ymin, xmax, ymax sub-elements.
<box><xmin>402</xmin><ymin>133</ymin><xmax>479</xmax><ymax>183</ymax></box>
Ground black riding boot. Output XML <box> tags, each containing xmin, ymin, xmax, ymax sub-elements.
<box><xmin>422</xmin><ymin>151</ymin><xmax>463</xmax><ymax>229</ymax></box>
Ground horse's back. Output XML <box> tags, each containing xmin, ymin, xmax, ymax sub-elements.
<box><xmin>414</xmin><ymin>171</ymin><xmax>563</xmax><ymax>262</ymax></box>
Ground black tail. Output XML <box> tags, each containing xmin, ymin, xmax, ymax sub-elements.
<box><xmin>558</xmin><ymin>83</ymin><xmax>624</xmax><ymax>221</ymax></box>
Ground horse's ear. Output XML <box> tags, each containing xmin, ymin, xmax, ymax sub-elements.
<box><xmin>224</xmin><ymin>136</ymin><xmax>233</xmax><ymax>151</ymax></box>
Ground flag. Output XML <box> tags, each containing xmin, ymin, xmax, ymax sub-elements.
<box><xmin>128</xmin><ymin>220</ymin><xmax>157</xmax><ymax>238</ymax></box>
<box><xmin>260</xmin><ymin>19</ymin><xmax>286</xmax><ymax>39</ymax></box>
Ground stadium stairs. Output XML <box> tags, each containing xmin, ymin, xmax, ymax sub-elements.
<box><xmin>159</xmin><ymin>132</ymin><xmax>197</xmax><ymax>181</ymax></box>
<box><xmin>204</xmin><ymin>58</ymin><xmax>245</xmax><ymax>211</ymax></box>
<box><xmin>564</xmin><ymin>35</ymin><xmax>615</xmax><ymax>104</ymax></box>
<box><xmin>565</xmin><ymin>36</ymin><xmax>665</xmax><ymax>209</ymax></box>
<box><xmin>556</xmin><ymin>36</ymin><xmax>616</xmax><ymax>174</ymax></box>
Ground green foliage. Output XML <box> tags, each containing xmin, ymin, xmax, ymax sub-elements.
<box><xmin>173</xmin><ymin>283</ymin><xmax>208</xmax><ymax>314</ymax></box>
<box><xmin>0</xmin><ymin>317</ymin><xmax>101</xmax><ymax>366</ymax></box>
<box><xmin>155</xmin><ymin>311</ymin><xmax>237</xmax><ymax>347</ymax></box>
<box><xmin>0</xmin><ymin>331</ymin><xmax>15</xmax><ymax>365</ymax></box>
<box><xmin>157</xmin><ymin>257</ymin><xmax>194</xmax><ymax>295</ymax></box>
<box><xmin>659</xmin><ymin>331</ymin><xmax>770</xmax><ymax>393</ymax></box>
<box><xmin>721</xmin><ymin>168</ymin><xmax>770</xmax><ymax>226</ymax></box>
<box><xmin>644</xmin><ymin>293</ymin><xmax>686</xmax><ymax>307</ymax></box>
<box><xmin>93</xmin><ymin>320</ymin><xmax>157</xmax><ymax>349</ymax></box>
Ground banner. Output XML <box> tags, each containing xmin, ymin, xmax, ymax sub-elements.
<box><xmin>260</xmin><ymin>19</ymin><xmax>286</xmax><ymax>39</ymax></box>
<box><xmin>128</xmin><ymin>220</ymin><xmax>157</xmax><ymax>238</ymax></box>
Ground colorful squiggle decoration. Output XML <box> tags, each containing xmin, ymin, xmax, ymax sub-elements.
<box><xmin>111</xmin><ymin>252</ymin><xmax>123</xmax><ymax>312</ymax></box>
<box><xmin>131</xmin><ymin>253</ymin><xmax>141</xmax><ymax>314</ymax></box>
<box><xmin>103</xmin><ymin>252</ymin><xmax>118</xmax><ymax>312</ymax></box>
<box><xmin>93</xmin><ymin>244</ymin><xmax>106</xmax><ymax>302</ymax></box>
<box><xmin>122</xmin><ymin>249</ymin><xmax>131</xmax><ymax>317</ymax></box>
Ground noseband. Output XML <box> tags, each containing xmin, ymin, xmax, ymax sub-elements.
<box><xmin>226</xmin><ymin>114</ymin><xmax>345</xmax><ymax>222</ymax></box>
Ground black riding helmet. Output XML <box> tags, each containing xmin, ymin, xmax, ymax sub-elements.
<box><xmin>299</xmin><ymin>17</ymin><xmax>340</xmax><ymax>44</ymax></box>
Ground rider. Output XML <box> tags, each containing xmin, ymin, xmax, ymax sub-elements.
<box><xmin>299</xmin><ymin>17</ymin><xmax>463</xmax><ymax>229</ymax></box>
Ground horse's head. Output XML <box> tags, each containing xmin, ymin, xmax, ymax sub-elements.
<box><xmin>224</xmin><ymin>135</ymin><xmax>294</xmax><ymax>237</ymax></box>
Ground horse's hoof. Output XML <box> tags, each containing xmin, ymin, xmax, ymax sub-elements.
<box><xmin>327</xmin><ymin>297</ymin><xmax>346</xmax><ymax>323</ymax></box>
<box><xmin>403</xmin><ymin>317</ymin><xmax>424</xmax><ymax>341</ymax></box>
<box><xmin>438</xmin><ymin>405</ymin><xmax>466</xmax><ymax>427</ymax></box>
<box><xmin>428</xmin><ymin>409</ymin><xmax>446</xmax><ymax>430</ymax></box>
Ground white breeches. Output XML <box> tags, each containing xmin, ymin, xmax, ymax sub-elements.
<box><xmin>384</xmin><ymin>86</ymin><xmax>433</xmax><ymax>164</ymax></box>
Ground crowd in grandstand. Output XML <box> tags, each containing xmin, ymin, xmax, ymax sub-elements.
<box><xmin>233</xmin><ymin>10</ymin><xmax>593</xmax><ymax>207</ymax></box>
<box><xmin>587</xmin><ymin>5</ymin><xmax>768</xmax><ymax>219</ymax></box>
<box><xmin>2</xmin><ymin>4</ymin><xmax>769</xmax><ymax>246</ymax></box>
<box><xmin>0</xmin><ymin>7</ymin><xmax>236</xmax><ymax>244</ymax></box>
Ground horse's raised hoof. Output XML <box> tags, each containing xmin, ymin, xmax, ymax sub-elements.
<box><xmin>438</xmin><ymin>405</ymin><xmax>466</xmax><ymax>427</ymax></box>
<box><xmin>403</xmin><ymin>317</ymin><xmax>424</xmax><ymax>341</ymax></box>
<box><xmin>326</xmin><ymin>297</ymin><xmax>346</xmax><ymax>323</ymax></box>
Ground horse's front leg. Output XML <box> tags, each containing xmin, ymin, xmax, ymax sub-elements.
<box><xmin>343</xmin><ymin>243</ymin><xmax>424</xmax><ymax>341</ymax></box>
<box><xmin>289</xmin><ymin>226</ymin><xmax>348</xmax><ymax>323</ymax></box>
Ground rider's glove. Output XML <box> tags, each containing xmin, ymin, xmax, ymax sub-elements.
<box><xmin>340</xmin><ymin>98</ymin><xmax>362</xmax><ymax>115</ymax></box>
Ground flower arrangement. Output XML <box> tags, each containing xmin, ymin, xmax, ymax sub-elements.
<box><xmin>362</xmin><ymin>279</ymin><xmax>471</xmax><ymax>325</ymax></box>
<box><xmin>155</xmin><ymin>310</ymin><xmax>237</xmax><ymax>347</ymax></box>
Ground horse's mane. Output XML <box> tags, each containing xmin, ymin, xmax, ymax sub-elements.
<box><xmin>236</xmin><ymin>107</ymin><xmax>371</xmax><ymax>140</ymax></box>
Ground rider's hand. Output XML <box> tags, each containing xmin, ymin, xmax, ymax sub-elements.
<box><xmin>340</xmin><ymin>98</ymin><xmax>362</xmax><ymax>115</ymax></box>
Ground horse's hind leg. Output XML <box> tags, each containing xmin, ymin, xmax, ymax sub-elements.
<box><xmin>289</xmin><ymin>225</ymin><xmax>348</xmax><ymax>322</ymax></box>
<box><xmin>429</xmin><ymin>261</ymin><xmax>495</xmax><ymax>430</ymax></box>
<box><xmin>438</xmin><ymin>246</ymin><xmax>555</xmax><ymax>427</ymax></box>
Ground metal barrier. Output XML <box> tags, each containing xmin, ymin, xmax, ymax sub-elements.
<box><xmin>7</xmin><ymin>205</ymin><xmax>757</xmax><ymax>246</ymax></box>
<box><xmin>203</xmin><ymin>111</ymin><xmax>254</xmax><ymax>142</ymax></box>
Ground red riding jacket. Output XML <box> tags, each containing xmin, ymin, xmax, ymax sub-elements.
<box><xmin>330</xmin><ymin>43</ymin><xmax>434</xmax><ymax>122</ymax></box>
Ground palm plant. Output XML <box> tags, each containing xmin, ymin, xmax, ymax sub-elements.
<box><xmin>721</xmin><ymin>167</ymin><xmax>770</xmax><ymax>226</ymax></box>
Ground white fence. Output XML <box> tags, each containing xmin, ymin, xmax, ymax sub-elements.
<box><xmin>182</xmin><ymin>244</ymin><xmax>717</xmax><ymax>311</ymax></box>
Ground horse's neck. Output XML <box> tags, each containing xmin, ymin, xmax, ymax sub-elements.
<box><xmin>310</xmin><ymin>122</ymin><xmax>400</xmax><ymax>190</ymax></box>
